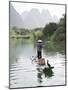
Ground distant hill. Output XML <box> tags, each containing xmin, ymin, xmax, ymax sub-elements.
<box><xmin>10</xmin><ymin>5</ymin><xmax>58</xmax><ymax>29</ymax></box>
<box><xmin>22</xmin><ymin>8</ymin><xmax>42</xmax><ymax>29</ymax></box>
<box><xmin>10</xmin><ymin>4</ymin><xmax>24</xmax><ymax>30</ymax></box>
<box><xmin>21</xmin><ymin>8</ymin><xmax>59</xmax><ymax>29</ymax></box>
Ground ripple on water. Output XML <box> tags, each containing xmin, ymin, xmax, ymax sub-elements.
<box><xmin>10</xmin><ymin>52</ymin><xmax>65</xmax><ymax>88</ymax></box>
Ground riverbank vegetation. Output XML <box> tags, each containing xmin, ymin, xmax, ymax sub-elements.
<box><xmin>10</xmin><ymin>14</ymin><xmax>66</xmax><ymax>48</ymax></box>
<box><xmin>43</xmin><ymin>14</ymin><xmax>65</xmax><ymax>43</ymax></box>
<box><xmin>10</xmin><ymin>14</ymin><xmax>66</xmax><ymax>54</ymax></box>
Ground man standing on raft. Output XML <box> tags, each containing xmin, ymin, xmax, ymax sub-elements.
<box><xmin>37</xmin><ymin>40</ymin><xmax>46</xmax><ymax>65</ymax></box>
<box><xmin>37</xmin><ymin>40</ymin><xmax>51</xmax><ymax>67</ymax></box>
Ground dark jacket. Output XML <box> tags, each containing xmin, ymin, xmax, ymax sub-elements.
<box><xmin>37</xmin><ymin>42</ymin><xmax>43</xmax><ymax>52</ymax></box>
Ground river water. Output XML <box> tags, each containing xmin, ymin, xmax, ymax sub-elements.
<box><xmin>9</xmin><ymin>39</ymin><xmax>66</xmax><ymax>88</ymax></box>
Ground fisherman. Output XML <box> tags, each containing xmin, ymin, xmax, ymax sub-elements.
<box><xmin>37</xmin><ymin>40</ymin><xmax>43</xmax><ymax>59</ymax></box>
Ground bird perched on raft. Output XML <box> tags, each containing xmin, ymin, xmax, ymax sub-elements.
<box><xmin>47</xmin><ymin>60</ymin><xmax>51</xmax><ymax>68</ymax></box>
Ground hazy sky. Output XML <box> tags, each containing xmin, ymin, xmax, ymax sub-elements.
<box><xmin>11</xmin><ymin>2</ymin><xmax>65</xmax><ymax>19</ymax></box>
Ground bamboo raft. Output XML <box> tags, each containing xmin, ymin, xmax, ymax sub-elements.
<box><xmin>36</xmin><ymin>58</ymin><xmax>54</xmax><ymax>69</ymax></box>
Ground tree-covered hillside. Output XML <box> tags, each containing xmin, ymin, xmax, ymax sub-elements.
<box><xmin>42</xmin><ymin>14</ymin><xmax>66</xmax><ymax>43</ymax></box>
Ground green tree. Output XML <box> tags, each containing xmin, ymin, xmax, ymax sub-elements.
<box><xmin>58</xmin><ymin>14</ymin><xmax>66</xmax><ymax>28</ymax></box>
<box><xmin>43</xmin><ymin>23</ymin><xmax>57</xmax><ymax>40</ymax></box>
<box><xmin>51</xmin><ymin>14</ymin><xmax>66</xmax><ymax>42</ymax></box>
<box><xmin>51</xmin><ymin>27</ymin><xmax>65</xmax><ymax>41</ymax></box>
<box><xmin>33</xmin><ymin>31</ymin><xmax>43</xmax><ymax>41</ymax></box>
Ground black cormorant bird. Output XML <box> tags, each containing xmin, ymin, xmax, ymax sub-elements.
<box><xmin>47</xmin><ymin>60</ymin><xmax>51</xmax><ymax>68</ymax></box>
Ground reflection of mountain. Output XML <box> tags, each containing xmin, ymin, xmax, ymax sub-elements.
<box><xmin>21</xmin><ymin>8</ymin><xmax>58</xmax><ymax>29</ymax></box>
<box><xmin>10</xmin><ymin>4</ymin><xmax>24</xmax><ymax>29</ymax></box>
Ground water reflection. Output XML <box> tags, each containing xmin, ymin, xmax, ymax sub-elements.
<box><xmin>10</xmin><ymin>39</ymin><xmax>65</xmax><ymax>88</ymax></box>
<box><xmin>37</xmin><ymin>72</ymin><xmax>42</xmax><ymax>83</ymax></box>
<box><xmin>44</xmin><ymin>41</ymin><xmax>65</xmax><ymax>54</ymax></box>
<box><xmin>37</xmin><ymin>66</ymin><xmax>54</xmax><ymax>84</ymax></box>
<box><xmin>43</xmin><ymin>68</ymin><xmax>54</xmax><ymax>78</ymax></box>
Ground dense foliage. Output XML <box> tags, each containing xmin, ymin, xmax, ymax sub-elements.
<box><xmin>50</xmin><ymin>14</ymin><xmax>66</xmax><ymax>43</ymax></box>
<box><xmin>43</xmin><ymin>23</ymin><xmax>57</xmax><ymax>40</ymax></box>
<box><xmin>41</xmin><ymin>14</ymin><xmax>66</xmax><ymax>44</ymax></box>
<box><xmin>11</xmin><ymin>14</ymin><xmax>66</xmax><ymax>44</ymax></box>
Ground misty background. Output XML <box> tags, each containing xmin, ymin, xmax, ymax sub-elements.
<box><xmin>10</xmin><ymin>3</ymin><xmax>63</xmax><ymax>29</ymax></box>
